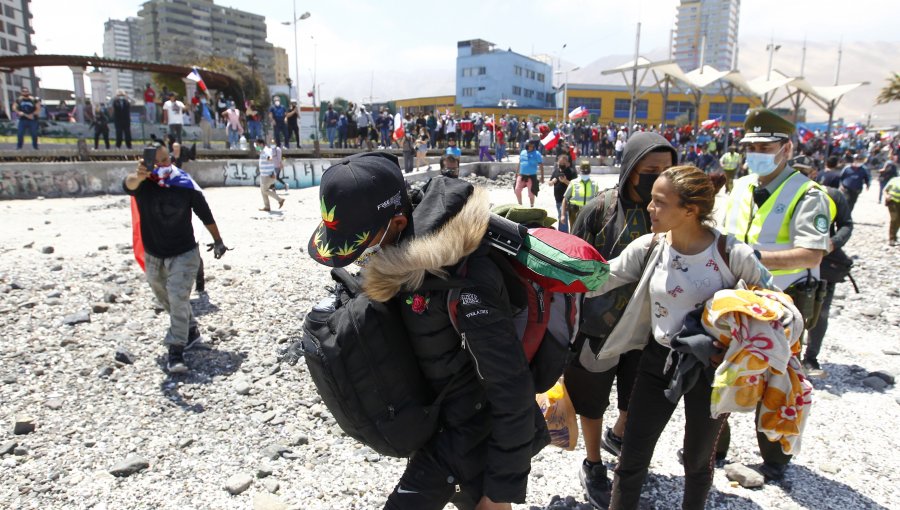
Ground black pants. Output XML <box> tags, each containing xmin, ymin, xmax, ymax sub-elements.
<box><xmin>843</xmin><ymin>187</ymin><xmax>861</xmax><ymax>212</ymax></box>
<box><xmin>805</xmin><ymin>280</ymin><xmax>836</xmax><ymax>362</ymax></box>
<box><xmin>610</xmin><ymin>340</ymin><xmax>727</xmax><ymax>510</ymax></box>
<box><xmin>94</xmin><ymin>128</ymin><xmax>109</xmax><ymax>149</ymax></box>
<box><xmin>115</xmin><ymin>123</ymin><xmax>132</xmax><ymax>149</ymax></box>
<box><xmin>384</xmin><ymin>450</ymin><xmax>481</xmax><ymax>510</ymax></box>
<box><xmin>288</xmin><ymin>124</ymin><xmax>300</xmax><ymax>148</ymax></box>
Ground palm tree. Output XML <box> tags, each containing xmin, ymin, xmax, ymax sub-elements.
<box><xmin>876</xmin><ymin>72</ymin><xmax>900</xmax><ymax>104</ymax></box>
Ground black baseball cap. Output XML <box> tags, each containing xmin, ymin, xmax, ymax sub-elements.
<box><xmin>308</xmin><ymin>152</ymin><xmax>408</xmax><ymax>267</ymax></box>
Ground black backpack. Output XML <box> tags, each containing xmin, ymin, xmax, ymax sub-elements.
<box><xmin>300</xmin><ymin>268</ymin><xmax>459</xmax><ymax>458</ymax></box>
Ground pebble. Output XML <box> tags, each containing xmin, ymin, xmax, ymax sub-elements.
<box><xmin>234</xmin><ymin>378</ymin><xmax>252</xmax><ymax>396</ymax></box>
<box><xmin>724</xmin><ymin>463</ymin><xmax>765</xmax><ymax>488</ymax></box>
<box><xmin>252</xmin><ymin>492</ymin><xmax>288</xmax><ymax>510</ymax></box>
<box><xmin>62</xmin><ymin>310</ymin><xmax>91</xmax><ymax>325</ymax></box>
<box><xmin>45</xmin><ymin>290</ymin><xmax>62</xmax><ymax>298</ymax></box>
<box><xmin>859</xmin><ymin>306</ymin><xmax>883</xmax><ymax>317</ymax></box>
<box><xmin>45</xmin><ymin>398</ymin><xmax>63</xmax><ymax>410</ymax></box>
<box><xmin>109</xmin><ymin>455</ymin><xmax>150</xmax><ymax>477</ymax></box>
<box><xmin>862</xmin><ymin>376</ymin><xmax>889</xmax><ymax>391</ymax></box>
<box><xmin>178</xmin><ymin>438</ymin><xmax>194</xmax><ymax>449</ymax></box>
<box><xmin>260</xmin><ymin>444</ymin><xmax>291</xmax><ymax>460</ymax></box>
<box><xmin>40</xmin><ymin>246</ymin><xmax>54</xmax><ymax>254</ymax></box>
<box><xmin>224</xmin><ymin>472</ymin><xmax>253</xmax><ymax>495</ymax></box>
<box><xmin>92</xmin><ymin>303</ymin><xmax>110</xmax><ymax>313</ymax></box>
<box><xmin>114</xmin><ymin>348</ymin><xmax>136</xmax><ymax>365</ymax></box>
<box><xmin>0</xmin><ymin>440</ymin><xmax>18</xmax><ymax>455</ymax></box>
<box><xmin>262</xmin><ymin>478</ymin><xmax>280</xmax><ymax>494</ymax></box>
<box><xmin>50</xmin><ymin>265</ymin><xmax>63</xmax><ymax>272</ymax></box>
<box><xmin>13</xmin><ymin>416</ymin><xmax>36</xmax><ymax>435</ymax></box>
<box><xmin>819</xmin><ymin>462</ymin><xmax>841</xmax><ymax>474</ymax></box>
<box><xmin>257</xmin><ymin>463</ymin><xmax>274</xmax><ymax>478</ymax></box>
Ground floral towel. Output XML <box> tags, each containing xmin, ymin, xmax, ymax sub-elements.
<box><xmin>702</xmin><ymin>281</ymin><xmax>811</xmax><ymax>455</ymax></box>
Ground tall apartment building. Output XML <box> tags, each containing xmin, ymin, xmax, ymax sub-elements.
<box><xmin>102</xmin><ymin>18</ymin><xmax>147</xmax><ymax>98</ymax></box>
<box><xmin>673</xmin><ymin>0</ymin><xmax>740</xmax><ymax>72</ymax></box>
<box><xmin>456</xmin><ymin>39</ymin><xmax>554</xmax><ymax>109</ymax></box>
<box><xmin>274</xmin><ymin>46</ymin><xmax>289</xmax><ymax>86</ymax></box>
<box><xmin>136</xmin><ymin>0</ymin><xmax>276</xmax><ymax>84</ymax></box>
<box><xmin>0</xmin><ymin>0</ymin><xmax>39</xmax><ymax>110</ymax></box>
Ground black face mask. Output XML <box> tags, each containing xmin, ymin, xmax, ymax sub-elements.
<box><xmin>634</xmin><ymin>173</ymin><xmax>659</xmax><ymax>204</ymax></box>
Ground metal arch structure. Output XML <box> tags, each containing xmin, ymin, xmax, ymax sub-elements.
<box><xmin>0</xmin><ymin>54</ymin><xmax>244</xmax><ymax>122</ymax></box>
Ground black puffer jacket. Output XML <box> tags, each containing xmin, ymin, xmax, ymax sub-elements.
<box><xmin>362</xmin><ymin>177</ymin><xmax>549</xmax><ymax>503</ymax></box>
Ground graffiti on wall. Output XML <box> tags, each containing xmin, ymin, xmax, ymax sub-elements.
<box><xmin>221</xmin><ymin>159</ymin><xmax>331</xmax><ymax>190</ymax></box>
<box><xmin>0</xmin><ymin>168</ymin><xmax>111</xmax><ymax>199</ymax></box>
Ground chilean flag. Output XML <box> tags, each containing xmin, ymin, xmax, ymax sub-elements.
<box><xmin>541</xmin><ymin>129</ymin><xmax>561</xmax><ymax>150</ymax></box>
<box><xmin>568</xmin><ymin>106</ymin><xmax>589</xmax><ymax>120</ymax></box>
<box><xmin>393</xmin><ymin>112</ymin><xmax>405</xmax><ymax>141</ymax></box>
<box><xmin>701</xmin><ymin>118</ymin><xmax>720</xmax><ymax>130</ymax></box>
<box><xmin>185</xmin><ymin>68</ymin><xmax>207</xmax><ymax>92</ymax></box>
<box><xmin>798</xmin><ymin>126</ymin><xmax>814</xmax><ymax>143</ymax></box>
<box><xmin>132</xmin><ymin>165</ymin><xmax>202</xmax><ymax>271</ymax></box>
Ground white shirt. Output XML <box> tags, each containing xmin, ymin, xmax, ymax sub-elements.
<box><xmin>163</xmin><ymin>100</ymin><xmax>185</xmax><ymax>125</ymax></box>
<box><xmin>258</xmin><ymin>147</ymin><xmax>275</xmax><ymax>176</ymax></box>
<box><xmin>648</xmin><ymin>238</ymin><xmax>726</xmax><ymax>347</ymax></box>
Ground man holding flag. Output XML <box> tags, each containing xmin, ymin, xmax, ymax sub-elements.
<box><xmin>125</xmin><ymin>145</ymin><xmax>228</xmax><ymax>374</ymax></box>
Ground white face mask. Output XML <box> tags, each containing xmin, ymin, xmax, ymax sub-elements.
<box><xmin>746</xmin><ymin>146</ymin><xmax>784</xmax><ymax>177</ymax></box>
<box><xmin>354</xmin><ymin>220</ymin><xmax>392</xmax><ymax>268</ymax></box>
<box><xmin>580</xmin><ymin>174</ymin><xmax>591</xmax><ymax>181</ymax></box>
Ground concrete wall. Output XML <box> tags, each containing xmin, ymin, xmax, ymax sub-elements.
<box><xmin>0</xmin><ymin>156</ymin><xmax>621</xmax><ymax>200</ymax></box>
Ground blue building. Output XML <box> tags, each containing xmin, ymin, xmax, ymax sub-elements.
<box><xmin>456</xmin><ymin>39</ymin><xmax>555</xmax><ymax>109</ymax></box>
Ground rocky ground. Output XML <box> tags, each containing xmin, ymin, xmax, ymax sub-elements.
<box><xmin>1</xmin><ymin>170</ymin><xmax>898</xmax><ymax>510</ymax></box>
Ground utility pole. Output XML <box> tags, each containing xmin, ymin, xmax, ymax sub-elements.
<box><xmin>627</xmin><ymin>22</ymin><xmax>641</xmax><ymax>140</ymax></box>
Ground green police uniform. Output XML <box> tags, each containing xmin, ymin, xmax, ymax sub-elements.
<box><xmin>721</xmin><ymin>108</ymin><xmax>834</xmax><ymax>472</ymax></box>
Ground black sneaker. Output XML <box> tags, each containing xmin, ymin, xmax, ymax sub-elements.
<box><xmin>185</xmin><ymin>326</ymin><xmax>203</xmax><ymax>351</ymax></box>
<box><xmin>600</xmin><ymin>427</ymin><xmax>623</xmax><ymax>457</ymax></box>
<box><xmin>579</xmin><ymin>459</ymin><xmax>611</xmax><ymax>509</ymax></box>
<box><xmin>754</xmin><ymin>461</ymin><xmax>788</xmax><ymax>482</ymax></box>
<box><xmin>166</xmin><ymin>346</ymin><xmax>189</xmax><ymax>374</ymax></box>
<box><xmin>802</xmin><ymin>358</ymin><xmax>825</xmax><ymax>378</ymax></box>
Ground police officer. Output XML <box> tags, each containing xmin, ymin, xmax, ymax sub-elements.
<box><xmin>720</xmin><ymin>108</ymin><xmax>835</xmax><ymax>481</ymax></box>
<box><xmin>719</xmin><ymin>145</ymin><xmax>742</xmax><ymax>192</ymax></box>
<box><xmin>560</xmin><ymin>160</ymin><xmax>598</xmax><ymax>231</ymax></box>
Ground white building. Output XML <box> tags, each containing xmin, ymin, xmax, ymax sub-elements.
<box><xmin>673</xmin><ymin>0</ymin><xmax>741</xmax><ymax>72</ymax></box>
<box><xmin>102</xmin><ymin>18</ymin><xmax>145</xmax><ymax>99</ymax></box>
<box><xmin>0</xmin><ymin>0</ymin><xmax>39</xmax><ymax>115</ymax></box>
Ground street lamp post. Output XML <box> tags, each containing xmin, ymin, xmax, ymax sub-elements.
<box><xmin>555</xmin><ymin>66</ymin><xmax>579</xmax><ymax>129</ymax></box>
<box><xmin>282</xmin><ymin>4</ymin><xmax>311</xmax><ymax>103</ymax></box>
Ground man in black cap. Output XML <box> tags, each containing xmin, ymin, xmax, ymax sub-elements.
<box><xmin>307</xmin><ymin>152</ymin><xmax>548</xmax><ymax>510</ymax></box>
<box><xmin>721</xmin><ymin>108</ymin><xmax>835</xmax><ymax>481</ymax></box>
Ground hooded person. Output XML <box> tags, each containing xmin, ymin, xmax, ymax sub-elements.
<box><xmin>306</xmin><ymin>152</ymin><xmax>549</xmax><ymax>510</ymax></box>
<box><xmin>564</xmin><ymin>131</ymin><xmax>677</xmax><ymax>508</ymax></box>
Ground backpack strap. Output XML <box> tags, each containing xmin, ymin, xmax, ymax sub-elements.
<box><xmin>641</xmin><ymin>234</ymin><xmax>659</xmax><ymax>272</ymax></box>
<box><xmin>716</xmin><ymin>233</ymin><xmax>731</xmax><ymax>267</ymax></box>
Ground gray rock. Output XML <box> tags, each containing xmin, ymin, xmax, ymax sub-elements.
<box><xmin>884</xmin><ymin>349</ymin><xmax>900</xmax><ymax>356</ymax></box>
<box><xmin>13</xmin><ymin>416</ymin><xmax>36</xmax><ymax>435</ymax></box>
<box><xmin>224</xmin><ymin>472</ymin><xmax>253</xmax><ymax>495</ymax></box>
<box><xmin>868</xmin><ymin>370</ymin><xmax>895</xmax><ymax>385</ymax></box>
<box><xmin>724</xmin><ymin>463</ymin><xmax>765</xmax><ymax>488</ymax></box>
<box><xmin>50</xmin><ymin>265</ymin><xmax>63</xmax><ymax>272</ymax></box>
<box><xmin>13</xmin><ymin>446</ymin><xmax>27</xmax><ymax>456</ymax></box>
<box><xmin>819</xmin><ymin>462</ymin><xmax>841</xmax><ymax>474</ymax></box>
<box><xmin>45</xmin><ymin>290</ymin><xmax>62</xmax><ymax>298</ymax></box>
<box><xmin>44</xmin><ymin>298</ymin><xmax>62</xmax><ymax>306</ymax></box>
<box><xmin>2</xmin><ymin>375</ymin><xmax>16</xmax><ymax>384</ymax></box>
<box><xmin>96</xmin><ymin>366</ymin><xmax>114</xmax><ymax>378</ymax></box>
<box><xmin>109</xmin><ymin>455</ymin><xmax>149</xmax><ymax>477</ymax></box>
<box><xmin>62</xmin><ymin>311</ymin><xmax>91</xmax><ymax>325</ymax></box>
<box><xmin>103</xmin><ymin>292</ymin><xmax>119</xmax><ymax>304</ymax></box>
<box><xmin>258</xmin><ymin>411</ymin><xmax>275</xmax><ymax>423</ymax></box>
<box><xmin>45</xmin><ymin>398</ymin><xmax>63</xmax><ymax>410</ymax></box>
<box><xmin>0</xmin><ymin>440</ymin><xmax>18</xmax><ymax>455</ymax></box>
<box><xmin>862</xmin><ymin>376</ymin><xmax>889</xmax><ymax>391</ymax></box>
<box><xmin>178</xmin><ymin>438</ymin><xmax>194</xmax><ymax>449</ymax></box>
<box><xmin>260</xmin><ymin>444</ymin><xmax>291</xmax><ymax>460</ymax></box>
<box><xmin>234</xmin><ymin>379</ymin><xmax>252</xmax><ymax>396</ymax></box>
<box><xmin>291</xmin><ymin>434</ymin><xmax>309</xmax><ymax>447</ymax></box>
<box><xmin>262</xmin><ymin>478</ymin><xmax>280</xmax><ymax>494</ymax></box>
<box><xmin>92</xmin><ymin>303</ymin><xmax>110</xmax><ymax>313</ymax></box>
<box><xmin>114</xmin><ymin>348</ymin><xmax>136</xmax><ymax>365</ymax></box>
<box><xmin>253</xmin><ymin>492</ymin><xmax>288</xmax><ymax>510</ymax></box>
<box><xmin>860</xmin><ymin>306</ymin><xmax>883</xmax><ymax>318</ymax></box>
<box><xmin>257</xmin><ymin>463</ymin><xmax>274</xmax><ymax>478</ymax></box>
<box><xmin>40</xmin><ymin>246</ymin><xmax>54</xmax><ymax>254</ymax></box>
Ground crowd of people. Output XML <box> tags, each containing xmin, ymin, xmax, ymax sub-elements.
<box><xmin>125</xmin><ymin>104</ymin><xmax>900</xmax><ymax>510</ymax></box>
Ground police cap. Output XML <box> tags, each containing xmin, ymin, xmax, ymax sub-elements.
<box><xmin>741</xmin><ymin>108</ymin><xmax>795</xmax><ymax>144</ymax></box>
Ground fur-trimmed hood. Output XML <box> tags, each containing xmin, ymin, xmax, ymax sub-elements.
<box><xmin>362</xmin><ymin>178</ymin><xmax>491</xmax><ymax>302</ymax></box>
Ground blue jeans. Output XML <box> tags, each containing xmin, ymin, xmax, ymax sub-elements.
<box><xmin>273</xmin><ymin>122</ymin><xmax>288</xmax><ymax>147</ymax></box>
<box><xmin>248</xmin><ymin>120</ymin><xmax>262</xmax><ymax>141</ymax></box>
<box><xmin>227</xmin><ymin>127</ymin><xmax>240</xmax><ymax>148</ymax></box>
<box><xmin>381</xmin><ymin>128</ymin><xmax>391</xmax><ymax>148</ymax></box>
<box><xmin>555</xmin><ymin>201</ymin><xmax>568</xmax><ymax>233</ymax></box>
<box><xmin>17</xmin><ymin>118</ymin><xmax>39</xmax><ymax>149</ymax></box>
<box><xmin>326</xmin><ymin>126</ymin><xmax>337</xmax><ymax>148</ymax></box>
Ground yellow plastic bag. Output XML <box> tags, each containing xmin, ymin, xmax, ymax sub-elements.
<box><xmin>535</xmin><ymin>380</ymin><xmax>579</xmax><ymax>450</ymax></box>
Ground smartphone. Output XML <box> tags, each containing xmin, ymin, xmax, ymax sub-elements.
<box><xmin>143</xmin><ymin>147</ymin><xmax>157</xmax><ymax>170</ymax></box>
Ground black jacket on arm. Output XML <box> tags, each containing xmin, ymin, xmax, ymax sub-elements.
<box><xmin>363</xmin><ymin>176</ymin><xmax>549</xmax><ymax>503</ymax></box>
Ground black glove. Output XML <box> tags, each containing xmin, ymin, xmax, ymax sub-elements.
<box><xmin>278</xmin><ymin>340</ymin><xmax>304</xmax><ymax>366</ymax></box>
<box><xmin>206</xmin><ymin>239</ymin><xmax>229</xmax><ymax>259</ymax></box>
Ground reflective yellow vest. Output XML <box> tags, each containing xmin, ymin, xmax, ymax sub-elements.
<box><xmin>569</xmin><ymin>179</ymin><xmax>595</xmax><ymax>207</ymax></box>
<box><xmin>720</xmin><ymin>152</ymin><xmax>741</xmax><ymax>171</ymax></box>
<box><xmin>724</xmin><ymin>169</ymin><xmax>836</xmax><ymax>289</ymax></box>
<box><xmin>885</xmin><ymin>176</ymin><xmax>900</xmax><ymax>203</ymax></box>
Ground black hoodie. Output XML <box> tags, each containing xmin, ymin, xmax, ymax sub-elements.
<box><xmin>571</xmin><ymin>132</ymin><xmax>676</xmax><ymax>341</ymax></box>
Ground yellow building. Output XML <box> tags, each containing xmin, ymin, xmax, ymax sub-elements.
<box><xmin>274</xmin><ymin>47</ymin><xmax>290</xmax><ymax>85</ymax></box>
<box><xmin>395</xmin><ymin>85</ymin><xmax>761</xmax><ymax>127</ymax></box>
